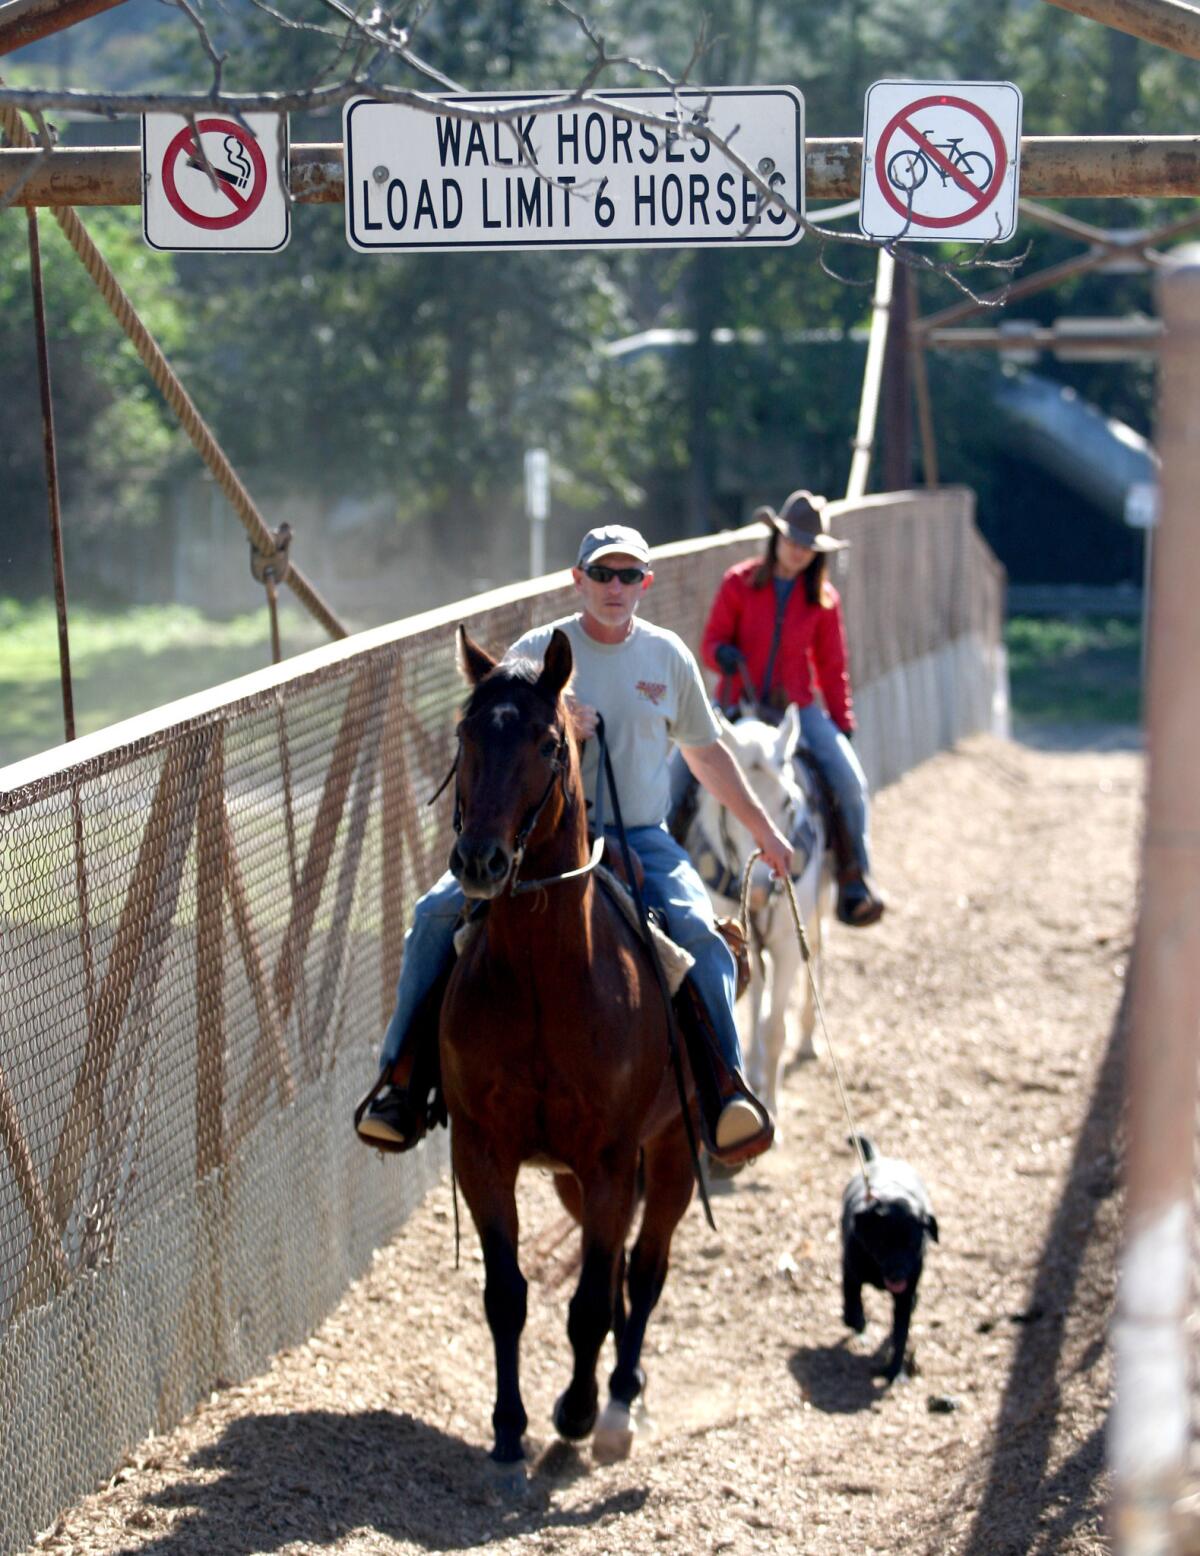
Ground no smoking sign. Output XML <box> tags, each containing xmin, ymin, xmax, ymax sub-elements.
<box><xmin>142</xmin><ymin>114</ymin><xmax>290</xmax><ymax>252</ymax></box>
<box><xmin>860</xmin><ymin>81</ymin><xmax>1021</xmax><ymax>243</ymax></box>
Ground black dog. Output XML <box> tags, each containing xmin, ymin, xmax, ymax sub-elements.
<box><xmin>841</xmin><ymin>1135</ymin><xmax>938</xmax><ymax>1383</ymax></box>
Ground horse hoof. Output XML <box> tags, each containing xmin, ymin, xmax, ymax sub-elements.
<box><xmin>593</xmin><ymin>1400</ymin><xmax>635</xmax><ymax>1463</ymax></box>
<box><xmin>486</xmin><ymin>1456</ymin><xmax>529</xmax><ymax>1498</ymax></box>
<box><xmin>553</xmin><ymin>1390</ymin><xmax>598</xmax><ymax>1443</ymax></box>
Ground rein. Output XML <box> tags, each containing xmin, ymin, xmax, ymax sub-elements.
<box><xmin>596</xmin><ymin>716</ymin><xmax>716</xmax><ymax>1233</ymax></box>
<box><xmin>737</xmin><ymin>847</ymin><xmax>874</xmax><ymax>1198</ymax></box>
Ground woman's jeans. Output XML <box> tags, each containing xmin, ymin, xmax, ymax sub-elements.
<box><xmin>379</xmin><ymin>823</ymin><xmax>742</xmax><ymax>1076</ymax></box>
<box><xmin>796</xmin><ymin>704</ymin><xmax>873</xmax><ymax>877</ymax></box>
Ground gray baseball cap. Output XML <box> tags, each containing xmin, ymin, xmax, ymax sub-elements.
<box><xmin>576</xmin><ymin>524</ymin><xmax>652</xmax><ymax>568</ymax></box>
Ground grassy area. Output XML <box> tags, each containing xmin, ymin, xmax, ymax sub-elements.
<box><xmin>1005</xmin><ymin>614</ymin><xmax>1143</xmax><ymax>726</ymax></box>
<box><xmin>1</xmin><ymin>601</ymin><xmax>1143</xmax><ymax>772</ymax></box>
<box><xmin>0</xmin><ymin>598</ymin><xmax>329</xmax><ymax>769</ymax></box>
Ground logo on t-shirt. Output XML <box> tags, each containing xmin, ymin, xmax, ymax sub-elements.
<box><xmin>636</xmin><ymin>679</ymin><xmax>667</xmax><ymax>706</ymax></box>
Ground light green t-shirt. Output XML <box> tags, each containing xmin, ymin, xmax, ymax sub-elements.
<box><xmin>509</xmin><ymin>614</ymin><xmax>719</xmax><ymax>829</ymax></box>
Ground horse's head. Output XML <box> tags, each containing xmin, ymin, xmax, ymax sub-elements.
<box><xmin>701</xmin><ymin>707</ymin><xmax>811</xmax><ymax>900</ymax></box>
<box><xmin>448</xmin><ymin>625</ymin><xmax>578</xmax><ymax>898</ymax></box>
<box><xmin>720</xmin><ymin>706</ymin><xmax>805</xmax><ymax>838</ymax></box>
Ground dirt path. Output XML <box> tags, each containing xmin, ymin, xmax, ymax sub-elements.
<box><xmin>26</xmin><ymin>730</ymin><xmax>1140</xmax><ymax>1556</ymax></box>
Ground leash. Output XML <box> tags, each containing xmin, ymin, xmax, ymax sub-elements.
<box><xmin>511</xmin><ymin>722</ymin><xmax>607</xmax><ymax>896</ymax></box>
<box><xmin>596</xmin><ymin>717</ymin><xmax>716</xmax><ymax>1232</ymax></box>
<box><xmin>739</xmin><ymin>848</ymin><xmax>873</xmax><ymax>1196</ymax></box>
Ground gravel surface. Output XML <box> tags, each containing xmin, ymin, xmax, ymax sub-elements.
<box><xmin>26</xmin><ymin>729</ymin><xmax>1140</xmax><ymax>1556</ymax></box>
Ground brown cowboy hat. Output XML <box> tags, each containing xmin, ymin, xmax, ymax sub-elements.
<box><xmin>754</xmin><ymin>489</ymin><xmax>849</xmax><ymax>553</ymax></box>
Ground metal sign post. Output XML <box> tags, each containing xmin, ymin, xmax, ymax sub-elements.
<box><xmin>1125</xmin><ymin>482</ymin><xmax>1160</xmax><ymax>688</ymax></box>
<box><xmin>1111</xmin><ymin>247</ymin><xmax>1200</xmax><ymax>1556</ymax></box>
<box><xmin>525</xmin><ymin>448</ymin><xmax>550</xmax><ymax>578</ymax></box>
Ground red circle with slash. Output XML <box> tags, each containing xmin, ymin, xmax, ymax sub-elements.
<box><xmin>874</xmin><ymin>94</ymin><xmax>1007</xmax><ymax>228</ymax></box>
<box><xmin>161</xmin><ymin>118</ymin><xmax>268</xmax><ymax>230</ymax></box>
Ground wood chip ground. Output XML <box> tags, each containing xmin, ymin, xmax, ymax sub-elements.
<box><xmin>25</xmin><ymin>729</ymin><xmax>1139</xmax><ymax>1556</ymax></box>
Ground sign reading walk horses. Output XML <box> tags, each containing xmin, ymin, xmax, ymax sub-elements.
<box><xmin>343</xmin><ymin>88</ymin><xmax>804</xmax><ymax>253</ymax></box>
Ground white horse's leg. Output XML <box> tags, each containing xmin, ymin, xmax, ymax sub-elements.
<box><xmin>762</xmin><ymin>931</ymin><xmax>802</xmax><ymax>1114</ymax></box>
<box><xmin>744</xmin><ymin>937</ymin><xmax>768</xmax><ymax>1098</ymax></box>
<box><xmin>750</xmin><ymin>921</ymin><xmax>796</xmax><ymax>1120</ymax></box>
<box><xmin>795</xmin><ymin>906</ymin><xmax>817</xmax><ymax>1061</ymax></box>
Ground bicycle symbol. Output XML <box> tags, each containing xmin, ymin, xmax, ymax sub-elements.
<box><xmin>886</xmin><ymin>134</ymin><xmax>995</xmax><ymax>196</ymax></box>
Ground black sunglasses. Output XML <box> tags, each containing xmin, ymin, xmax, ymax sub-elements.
<box><xmin>583</xmin><ymin>563</ymin><xmax>647</xmax><ymax>585</ymax></box>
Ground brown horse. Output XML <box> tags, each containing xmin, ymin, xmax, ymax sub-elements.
<box><xmin>441</xmin><ymin>624</ymin><xmax>696</xmax><ymax>1478</ymax></box>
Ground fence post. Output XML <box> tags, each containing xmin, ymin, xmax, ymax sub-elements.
<box><xmin>1111</xmin><ymin>245</ymin><xmax>1200</xmax><ymax>1555</ymax></box>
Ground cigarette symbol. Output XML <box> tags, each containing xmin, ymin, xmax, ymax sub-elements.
<box><xmin>187</xmin><ymin>134</ymin><xmax>254</xmax><ymax>190</ymax></box>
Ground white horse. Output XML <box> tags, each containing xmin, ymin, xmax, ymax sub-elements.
<box><xmin>681</xmin><ymin>706</ymin><xmax>834</xmax><ymax>1125</ymax></box>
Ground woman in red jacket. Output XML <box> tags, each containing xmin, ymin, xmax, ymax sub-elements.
<box><xmin>701</xmin><ymin>489</ymin><xmax>884</xmax><ymax>927</ymax></box>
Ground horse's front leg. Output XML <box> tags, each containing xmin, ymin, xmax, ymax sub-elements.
<box><xmin>796</xmin><ymin>870</ymin><xmax>831</xmax><ymax>1060</ymax></box>
<box><xmin>743</xmin><ymin>936</ymin><xmax>769</xmax><ymax>1096</ymax></box>
<box><xmin>451</xmin><ymin>1125</ymin><xmax>527</xmax><ymax>1468</ymax></box>
<box><xmin>599</xmin><ymin>1124</ymin><xmax>695</xmax><ymax>1462</ymax></box>
<box><xmin>553</xmin><ymin>1156</ymin><xmax>638</xmax><ymax>1445</ymax></box>
<box><xmin>757</xmin><ymin>927</ymin><xmax>801</xmax><ymax>1120</ymax></box>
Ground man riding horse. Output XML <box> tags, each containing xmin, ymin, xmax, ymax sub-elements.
<box><xmin>356</xmin><ymin>523</ymin><xmax>793</xmax><ymax>1165</ymax></box>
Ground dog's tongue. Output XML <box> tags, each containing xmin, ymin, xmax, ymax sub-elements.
<box><xmin>885</xmin><ymin>1278</ymin><xmax>908</xmax><ymax>1295</ymax></box>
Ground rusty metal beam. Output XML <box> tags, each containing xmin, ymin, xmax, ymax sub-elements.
<box><xmin>807</xmin><ymin>136</ymin><xmax>1200</xmax><ymax>200</ymax></box>
<box><xmin>925</xmin><ymin>321</ymin><xmax>1163</xmax><ymax>354</ymax></box>
<box><xmin>5</xmin><ymin>136</ymin><xmax>1200</xmax><ymax>207</ymax></box>
<box><xmin>0</xmin><ymin>0</ymin><xmax>128</xmax><ymax>56</ymax></box>
<box><xmin>914</xmin><ymin>206</ymin><xmax>1200</xmax><ymax>336</ymax></box>
<box><xmin>915</xmin><ymin>249</ymin><xmax>1119</xmax><ymax>336</ymax></box>
<box><xmin>1043</xmin><ymin>0</ymin><xmax>1200</xmax><ymax>63</ymax></box>
<box><xmin>1018</xmin><ymin>198</ymin><xmax>1116</xmax><ymax>246</ymax></box>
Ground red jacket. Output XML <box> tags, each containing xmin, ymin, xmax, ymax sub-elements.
<box><xmin>700</xmin><ymin>558</ymin><xmax>855</xmax><ymax>733</ymax></box>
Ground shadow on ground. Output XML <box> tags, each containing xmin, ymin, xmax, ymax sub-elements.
<box><xmin>1011</xmin><ymin>719</ymin><xmax>1142</xmax><ymax>755</ymax></box>
<box><xmin>103</xmin><ymin>1409</ymin><xmax>646</xmax><ymax>1555</ymax></box>
<box><xmin>788</xmin><ymin>1338</ymin><xmax>880</xmax><ymax>1415</ymax></box>
<box><xmin>928</xmin><ymin>991</ymin><xmax>1126</xmax><ymax>1556</ymax></box>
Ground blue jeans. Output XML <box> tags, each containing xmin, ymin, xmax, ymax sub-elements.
<box><xmin>796</xmin><ymin>704</ymin><xmax>873</xmax><ymax>877</ymax></box>
<box><xmin>378</xmin><ymin>823</ymin><xmax>743</xmax><ymax>1075</ymax></box>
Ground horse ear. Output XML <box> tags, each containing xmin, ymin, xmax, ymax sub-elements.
<box><xmin>457</xmin><ymin>625</ymin><xmax>496</xmax><ymax>685</ymax></box>
<box><xmin>775</xmin><ymin>704</ymin><xmax>801</xmax><ymax>765</ymax></box>
<box><xmin>536</xmin><ymin>628</ymin><xmax>574</xmax><ymax>701</ymax></box>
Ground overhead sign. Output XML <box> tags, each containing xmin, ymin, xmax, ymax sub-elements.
<box><xmin>142</xmin><ymin>113</ymin><xmax>290</xmax><ymax>252</ymax></box>
<box><xmin>860</xmin><ymin>81</ymin><xmax>1021</xmax><ymax>244</ymax></box>
<box><xmin>343</xmin><ymin>88</ymin><xmax>803</xmax><ymax>253</ymax></box>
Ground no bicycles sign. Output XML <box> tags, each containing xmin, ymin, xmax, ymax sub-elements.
<box><xmin>142</xmin><ymin>114</ymin><xmax>290</xmax><ymax>252</ymax></box>
<box><xmin>859</xmin><ymin>81</ymin><xmax>1022</xmax><ymax>243</ymax></box>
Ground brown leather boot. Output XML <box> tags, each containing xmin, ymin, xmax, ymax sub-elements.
<box><xmin>673</xmin><ymin>978</ymin><xmax>774</xmax><ymax>1167</ymax></box>
<box><xmin>836</xmin><ymin>868</ymin><xmax>885</xmax><ymax>927</ymax></box>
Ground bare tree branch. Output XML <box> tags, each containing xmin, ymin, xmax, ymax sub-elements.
<box><xmin>0</xmin><ymin>7</ymin><xmax>1029</xmax><ymax>299</ymax></box>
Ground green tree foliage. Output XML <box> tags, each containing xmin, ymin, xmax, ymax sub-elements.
<box><xmin>0</xmin><ymin>207</ymin><xmax>184</xmax><ymax>593</ymax></box>
<box><xmin>5</xmin><ymin>0</ymin><xmax>1195</xmax><ymax>595</ymax></box>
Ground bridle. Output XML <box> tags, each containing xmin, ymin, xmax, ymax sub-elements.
<box><xmin>427</xmin><ymin>706</ymin><xmax>605</xmax><ymax>897</ymax></box>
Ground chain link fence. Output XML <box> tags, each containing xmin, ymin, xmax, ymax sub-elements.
<box><xmin>0</xmin><ymin>487</ymin><xmax>1001</xmax><ymax>1552</ymax></box>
